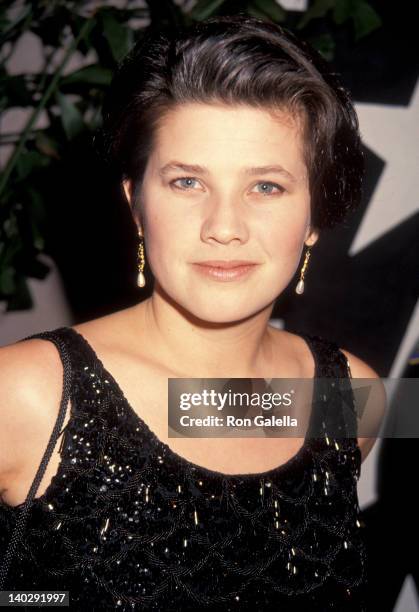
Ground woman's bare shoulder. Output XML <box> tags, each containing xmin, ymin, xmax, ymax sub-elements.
<box><xmin>0</xmin><ymin>335</ymin><xmax>67</xmax><ymax>485</ymax></box>
<box><xmin>71</xmin><ymin>305</ymin><xmax>143</xmax><ymax>353</ymax></box>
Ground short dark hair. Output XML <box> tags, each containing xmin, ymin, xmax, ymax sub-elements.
<box><xmin>100</xmin><ymin>14</ymin><xmax>364</xmax><ymax>231</ymax></box>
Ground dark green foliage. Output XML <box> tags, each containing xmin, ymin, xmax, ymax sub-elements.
<box><xmin>0</xmin><ymin>0</ymin><xmax>381</xmax><ymax>311</ymax></box>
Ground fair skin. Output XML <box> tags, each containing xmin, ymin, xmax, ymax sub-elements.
<box><xmin>124</xmin><ymin>102</ymin><xmax>318</xmax><ymax>377</ymax></box>
<box><xmin>0</xmin><ymin>102</ymin><xmax>384</xmax><ymax>507</ymax></box>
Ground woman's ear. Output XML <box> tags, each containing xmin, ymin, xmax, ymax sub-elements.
<box><xmin>123</xmin><ymin>179</ymin><xmax>144</xmax><ymax>235</ymax></box>
<box><xmin>305</xmin><ymin>227</ymin><xmax>319</xmax><ymax>247</ymax></box>
<box><xmin>122</xmin><ymin>179</ymin><xmax>133</xmax><ymax>206</ymax></box>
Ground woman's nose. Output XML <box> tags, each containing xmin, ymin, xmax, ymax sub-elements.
<box><xmin>201</xmin><ymin>197</ymin><xmax>249</xmax><ymax>244</ymax></box>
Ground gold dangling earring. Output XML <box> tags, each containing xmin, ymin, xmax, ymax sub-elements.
<box><xmin>137</xmin><ymin>230</ymin><xmax>146</xmax><ymax>288</ymax></box>
<box><xmin>295</xmin><ymin>245</ymin><xmax>312</xmax><ymax>295</ymax></box>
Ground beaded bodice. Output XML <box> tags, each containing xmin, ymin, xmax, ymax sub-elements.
<box><xmin>0</xmin><ymin>327</ymin><xmax>367</xmax><ymax>611</ymax></box>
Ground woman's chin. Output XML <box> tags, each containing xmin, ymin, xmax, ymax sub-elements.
<box><xmin>180</xmin><ymin>299</ymin><xmax>271</xmax><ymax>327</ymax></box>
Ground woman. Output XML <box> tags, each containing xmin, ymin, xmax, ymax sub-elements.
<box><xmin>0</xmin><ymin>14</ymin><xmax>382</xmax><ymax>611</ymax></box>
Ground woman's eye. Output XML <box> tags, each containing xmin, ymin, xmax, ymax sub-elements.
<box><xmin>252</xmin><ymin>181</ymin><xmax>285</xmax><ymax>196</ymax></box>
<box><xmin>171</xmin><ymin>177</ymin><xmax>201</xmax><ymax>190</ymax></box>
<box><xmin>170</xmin><ymin>178</ymin><xmax>285</xmax><ymax>196</ymax></box>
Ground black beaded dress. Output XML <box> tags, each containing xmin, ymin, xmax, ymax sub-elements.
<box><xmin>0</xmin><ymin>327</ymin><xmax>367</xmax><ymax>611</ymax></box>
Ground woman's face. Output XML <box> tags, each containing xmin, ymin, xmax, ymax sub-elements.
<box><xmin>125</xmin><ymin>102</ymin><xmax>318</xmax><ymax>323</ymax></box>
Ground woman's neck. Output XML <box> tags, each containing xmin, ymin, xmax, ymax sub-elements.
<box><xmin>131</xmin><ymin>293</ymin><xmax>277</xmax><ymax>379</ymax></box>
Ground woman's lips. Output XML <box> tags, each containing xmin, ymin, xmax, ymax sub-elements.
<box><xmin>194</xmin><ymin>260</ymin><xmax>258</xmax><ymax>268</ymax></box>
<box><xmin>192</xmin><ymin>263</ymin><xmax>258</xmax><ymax>281</ymax></box>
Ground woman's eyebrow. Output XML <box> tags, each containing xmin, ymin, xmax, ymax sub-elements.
<box><xmin>158</xmin><ymin>161</ymin><xmax>297</xmax><ymax>182</ymax></box>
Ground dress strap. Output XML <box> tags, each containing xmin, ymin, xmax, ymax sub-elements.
<box><xmin>0</xmin><ymin>328</ymin><xmax>73</xmax><ymax>590</ymax></box>
<box><xmin>299</xmin><ymin>332</ymin><xmax>357</xmax><ymax>441</ymax></box>
<box><xmin>300</xmin><ymin>332</ymin><xmax>352</xmax><ymax>378</ymax></box>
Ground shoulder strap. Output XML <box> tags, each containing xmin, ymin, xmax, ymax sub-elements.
<box><xmin>301</xmin><ymin>332</ymin><xmax>357</xmax><ymax>439</ymax></box>
<box><xmin>0</xmin><ymin>329</ymin><xmax>73</xmax><ymax>590</ymax></box>
<box><xmin>301</xmin><ymin>332</ymin><xmax>351</xmax><ymax>378</ymax></box>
